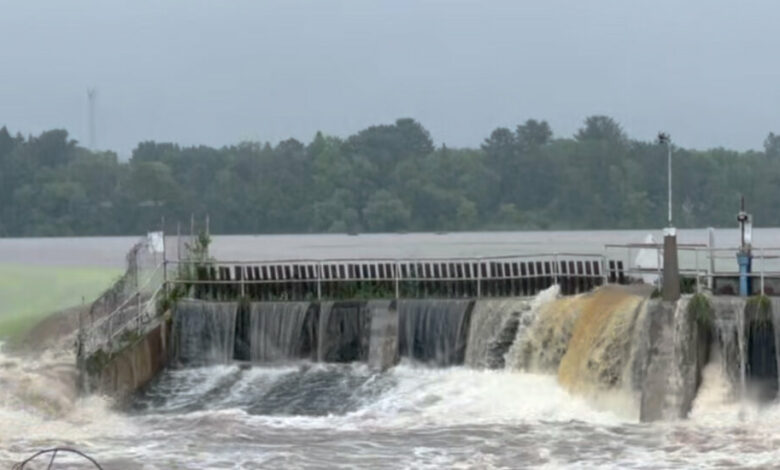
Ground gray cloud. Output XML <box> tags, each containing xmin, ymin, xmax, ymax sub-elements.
<box><xmin>1</xmin><ymin>0</ymin><xmax>778</xmax><ymax>156</ymax></box>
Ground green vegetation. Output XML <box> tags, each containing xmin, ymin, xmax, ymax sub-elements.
<box><xmin>746</xmin><ymin>294</ymin><xmax>772</xmax><ymax>328</ymax></box>
<box><xmin>160</xmin><ymin>230</ymin><xmax>212</xmax><ymax>310</ymax></box>
<box><xmin>0</xmin><ymin>264</ymin><xmax>120</xmax><ymax>340</ymax></box>
<box><xmin>1</xmin><ymin>116</ymin><xmax>780</xmax><ymax>236</ymax></box>
<box><xmin>687</xmin><ymin>292</ymin><xmax>713</xmax><ymax>330</ymax></box>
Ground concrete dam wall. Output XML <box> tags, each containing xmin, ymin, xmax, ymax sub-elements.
<box><xmin>162</xmin><ymin>287</ymin><xmax>780</xmax><ymax>422</ymax></box>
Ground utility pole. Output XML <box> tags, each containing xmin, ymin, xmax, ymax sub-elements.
<box><xmin>87</xmin><ymin>87</ymin><xmax>97</xmax><ymax>150</ymax></box>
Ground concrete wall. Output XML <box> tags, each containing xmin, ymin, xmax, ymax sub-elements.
<box><xmin>84</xmin><ymin>316</ymin><xmax>170</xmax><ymax>405</ymax></box>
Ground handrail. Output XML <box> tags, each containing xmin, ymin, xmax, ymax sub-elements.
<box><xmin>106</xmin><ymin>284</ymin><xmax>166</xmax><ymax>344</ymax></box>
<box><xmin>604</xmin><ymin>243</ymin><xmax>708</xmax><ymax>249</ymax></box>
<box><xmin>80</xmin><ymin>261</ymin><xmax>167</xmax><ymax>356</ymax></box>
<box><xmin>165</xmin><ymin>252</ymin><xmax>606</xmax><ymax>266</ymax></box>
<box><xmin>88</xmin><ymin>262</ymin><xmax>165</xmax><ymax>333</ymax></box>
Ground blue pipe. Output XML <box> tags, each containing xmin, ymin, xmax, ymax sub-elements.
<box><xmin>737</xmin><ymin>252</ymin><xmax>752</xmax><ymax>297</ymax></box>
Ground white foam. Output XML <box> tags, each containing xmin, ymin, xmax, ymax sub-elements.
<box><xmin>350</xmin><ymin>365</ymin><xmax>623</xmax><ymax>428</ymax></box>
<box><xmin>0</xmin><ymin>347</ymin><xmax>135</xmax><ymax>465</ymax></box>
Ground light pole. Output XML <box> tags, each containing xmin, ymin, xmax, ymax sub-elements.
<box><xmin>657</xmin><ymin>132</ymin><xmax>672</xmax><ymax>227</ymax></box>
<box><xmin>657</xmin><ymin>132</ymin><xmax>679</xmax><ymax>300</ymax></box>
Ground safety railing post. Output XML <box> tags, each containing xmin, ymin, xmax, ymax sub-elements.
<box><xmin>553</xmin><ymin>254</ymin><xmax>559</xmax><ymax>285</ymax></box>
<box><xmin>476</xmin><ymin>259</ymin><xmax>482</xmax><ymax>298</ymax></box>
<box><xmin>394</xmin><ymin>262</ymin><xmax>400</xmax><ymax>299</ymax></box>
<box><xmin>761</xmin><ymin>248</ymin><xmax>765</xmax><ymax>295</ymax></box>
<box><xmin>695</xmin><ymin>249</ymin><xmax>700</xmax><ymax>293</ymax></box>
<box><xmin>317</xmin><ymin>262</ymin><xmax>322</xmax><ymax>301</ymax></box>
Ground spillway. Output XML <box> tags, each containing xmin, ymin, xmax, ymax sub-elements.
<box><xmin>171</xmin><ymin>300</ymin><xmax>238</xmax><ymax>366</ymax></box>
<box><xmin>14</xmin><ymin>284</ymin><xmax>780</xmax><ymax>468</ymax></box>
<box><xmin>397</xmin><ymin>299</ymin><xmax>473</xmax><ymax>366</ymax></box>
<box><xmin>164</xmin><ymin>286</ymin><xmax>780</xmax><ymax>422</ymax></box>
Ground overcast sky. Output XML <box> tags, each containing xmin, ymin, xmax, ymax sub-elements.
<box><xmin>1</xmin><ymin>1</ymin><xmax>778</xmax><ymax>156</ymax></box>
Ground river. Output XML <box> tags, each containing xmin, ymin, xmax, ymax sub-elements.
<box><xmin>0</xmin><ymin>228</ymin><xmax>769</xmax><ymax>267</ymax></box>
<box><xmin>2</xmin><ymin>230</ymin><xmax>779</xmax><ymax>468</ymax></box>
<box><xmin>1</xmin><ymin>352</ymin><xmax>777</xmax><ymax>468</ymax></box>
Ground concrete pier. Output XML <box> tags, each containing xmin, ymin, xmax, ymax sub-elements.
<box><xmin>662</xmin><ymin>231</ymin><xmax>680</xmax><ymax>301</ymax></box>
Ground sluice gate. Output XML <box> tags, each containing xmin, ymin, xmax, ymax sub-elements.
<box><xmin>169</xmin><ymin>255</ymin><xmax>627</xmax><ymax>301</ymax></box>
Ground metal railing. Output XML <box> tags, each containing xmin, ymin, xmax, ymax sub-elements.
<box><xmin>605</xmin><ymin>243</ymin><xmax>780</xmax><ymax>295</ymax></box>
<box><xmin>164</xmin><ymin>252</ymin><xmax>612</xmax><ymax>300</ymax></box>
<box><xmin>80</xmin><ymin>262</ymin><xmax>167</xmax><ymax>356</ymax></box>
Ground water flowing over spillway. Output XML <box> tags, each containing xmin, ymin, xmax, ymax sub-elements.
<box><xmin>397</xmin><ymin>299</ymin><xmax>473</xmax><ymax>366</ymax></box>
<box><xmin>246</xmin><ymin>302</ymin><xmax>316</xmax><ymax>362</ymax></box>
<box><xmin>165</xmin><ymin>287</ymin><xmax>780</xmax><ymax>419</ymax></box>
<box><xmin>8</xmin><ymin>287</ymin><xmax>780</xmax><ymax>467</ymax></box>
<box><xmin>465</xmin><ymin>298</ymin><xmax>531</xmax><ymax>369</ymax></box>
<box><xmin>171</xmin><ymin>300</ymin><xmax>238</xmax><ymax>366</ymax></box>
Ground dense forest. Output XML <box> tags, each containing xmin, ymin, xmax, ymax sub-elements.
<box><xmin>1</xmin><ymin>116</ymin><xmax>779</xmax><ymax>237</ymax></box>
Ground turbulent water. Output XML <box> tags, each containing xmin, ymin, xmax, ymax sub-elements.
<box><xmin>5</xmin><ymin>354</ymin><xmax>780</xmax><ymax>468</ymax></box>
<box><xmin>6</xmin><ymin>287</ymin><xmax>780</xmax><ymax>468</ymax></box>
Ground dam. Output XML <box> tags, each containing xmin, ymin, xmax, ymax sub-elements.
<box><xmin>70</xmin><ymin>226</ymin><xmax>780</xmax><ymax>428</ymax></box>
<box><xmin>9</xmin><ymin>230</ymin><xmax>780</xmax><ymax>467</ymax></box>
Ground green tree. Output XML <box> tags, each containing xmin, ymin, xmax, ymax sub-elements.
<box><xmin>362</xmin><ymin>190</ymin><xmax>411</xmax><ymax>232</ymax></box>
<box><xmin>765</xmin><ymin>132</ymin><xmax>780</xmax><ymax>159</ymax></box>
<box><xmin>576</xmin><ymin>115</ymin><xmax>626</xmax><ymax>143</ymax></box>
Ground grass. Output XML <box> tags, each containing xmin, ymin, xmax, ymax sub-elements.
<box><xmin>0</xmin><ymin>263</ymin><xmax>120</xmax><ymax>340</ymax></box>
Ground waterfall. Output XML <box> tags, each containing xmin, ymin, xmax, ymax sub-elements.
<box><xmin>171</xmin><ymin>299</ymin><xmax>238</xmax><ymax>366</ymax></box>
<box><xmin>745</xmin><ymin>297</ymin><xmax>777</xmax><ymax>401</ymax></box>
<box><xmin>710</xmin><ymin>297</ymin><xmax>747</xmax><ymax>398</ymax></box>
<box><xmin>318</xmin><ymin>301</ymin><xmax>370</xmax><ymax>363</ymax></box>
<box><xmin>505</xmin><ymin>285</ymin><xmax>579</xmax><ymax>373</ymax></box>
<box><xmin>772</xmin><ymin>298</ymin><xmax>780</xmax><ymax>397</ymax></box>
<box><xmin>397</xmin><ymin>299</ymin><xmax>473</xmax><ymax>366</ymax></box>
<box><xmin>556</xmin><ymin>287</ymin><xmax>645</xmax><ymax>411</ymax></box>
<box><xmin>247</xmin><ymin>302</ymin><xmax>317</xmax><ymax>363</ymax></box>
<box><xmin>367</xmin><ymin>300</ymin><xmax>399</xmax><ymax>371</ymax></box>
<box><xmin>465</xmin><ymin>298</ymin><xmax>532</xmax><ymax>369</ymax></box>
<box><xmin>639</xmin><ymin>298</ymin><xmax>703</xmax><ymax>421</ymax></box>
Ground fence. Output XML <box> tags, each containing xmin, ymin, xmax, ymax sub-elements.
<box><xmin>78</xmin><ymin>232</ymin><xmax>177</xmax><ymax>357</ymax></box>
<box><xmin>165</xmin><ymin>252</ymin><xmax>615</xmax><ymax>301</ymax></box>
<box><xmin>605</xmin><ymin>243</ymin><xmax>780</xmax><ymax>295</ymax></box>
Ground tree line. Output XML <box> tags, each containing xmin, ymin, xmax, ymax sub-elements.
<box><xmin>1</xmin><ymin>116</ymin><xmax>779</xmax><ymax>237</ymax></box>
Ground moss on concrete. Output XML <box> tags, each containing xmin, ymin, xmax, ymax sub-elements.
<box><xmin>746</xmin><ymin>295</ymin><xmax>772</xmax><ymax>327</ymax></box>
<box><xmin>687</xmin><ymin>293</ymin><xmax>713</xmax><ymax>331</ymax></box>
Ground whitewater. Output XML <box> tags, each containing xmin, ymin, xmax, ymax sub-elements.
<box><xmin>3</xmin><ymin>287</ymin><xmax>780</xmax><ymax>469</ymax></box>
